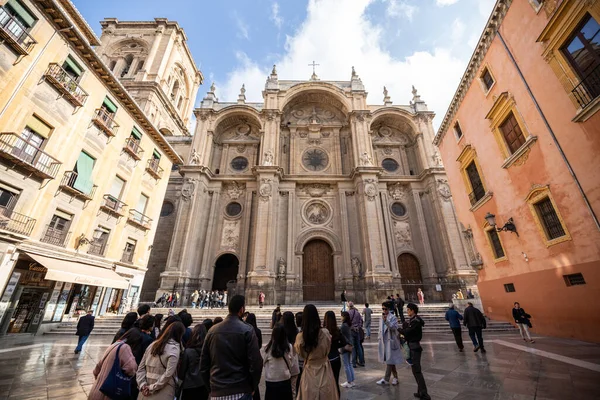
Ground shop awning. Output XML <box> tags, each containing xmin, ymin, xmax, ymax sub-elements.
<box><xmin>26</xmin><ymin>253</ymin><xmax>129</xmax><ymax>289</ymax></box>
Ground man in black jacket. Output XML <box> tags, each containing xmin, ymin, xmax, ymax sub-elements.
<box><xmin>396</xmin><ymin>293</ymin><xmax>405</xmax><ymax>323</ymax></box>
<box><xmin>463</xmin><ymin>302</ymin><xmax>487</xmax><ymax>352</ymax></box>
<box><xmin>200</xmin><ymin>295</ymin><xmax>263</xmax><ymax>399</ymax></box>
<box><xmin>74</xmin><ymin>310</ymin><xmax>94</xmax><ymax>354</ymax></box>
<box><xmin>399</xmin><ymin>303</ymin><xmax>430</xmax><ymax>400</ymax></box>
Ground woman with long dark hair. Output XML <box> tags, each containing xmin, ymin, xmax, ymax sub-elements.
<box><xmin>111</xmin><ymin>312</ymin><xmax>138</xmax><ymax>344</ymax></box>
<box><xmin>245</xmin><ymin>313</ymin><xmax>262</xmax><ymax>348</ymax></box>
<box><xmin>89</xmin><ymin>328</ymin><xmax>141</xmax><ymax>400</ymax></box>
<box><xmin>340</xmin><ymin>311</ymin><xmax>355</xmax><ymax>388</ymax></box>
<box><xmin>137</xmin><ymin>321</ymin><xmax>185</xmax><ymax>399</ymax></box>
<box><xmin>280</xmin><ymin>311</ymin><xmax>300</xmax><ymax>396</ymax></box>
<box><xmin>152</xmin><ymin>314</ymin><xmax>163</xmax><ymax>339</ymax></box>
<box><xmin>178</xmin><ymin>324</ymin><xmax>209</xmax><ymax>399</ymax></box>
<box><xmin>261</xmin><ymin>325</ymin><xmax>299</xmax><ymax>400</ymax></box>
<box><xmin>324</xmin><ymin>310</ymin><xmax>345</xmax><ymax>396</ymax></box>
<box><xmin>294</xmin><ymin>304</ymin><xmax>339</xmax><ymax>399</ymax></box>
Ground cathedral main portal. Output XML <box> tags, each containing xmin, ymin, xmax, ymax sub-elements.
<box><xmin>302</xmin><ymin>239</ymin><xmax>334</xmax><ymax>301</ymax></box>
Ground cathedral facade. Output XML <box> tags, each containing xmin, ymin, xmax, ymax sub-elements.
<box><xmin>142</xmin><ymin>67</ymin><xmax>477</xmax><ymax>305</ymax></box>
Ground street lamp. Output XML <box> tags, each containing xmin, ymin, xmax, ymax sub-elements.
<box><xmin>484</xmin><ymin>212</ymin><xmax>519</xmax><ymax>237</ymax></box>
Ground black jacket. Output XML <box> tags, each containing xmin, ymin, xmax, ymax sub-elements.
<box><xmin>341</xmin><ymin>292</ymin><xmax>347</xmax><ymax>302</ymax></box>
<box><xmin>179</xmin><ymin>346</ymin><xmax>205</xmax><ymax>390</ymax></box>
<box><xmin>463</xmin><ymin>305</ymin><xmax>487</xmax><ymax>329</ymax></box>
<box><xmin>512</xmin><ymin>308</ymin><xmax>531</xmax><ymax>324</ymax></box>
<box><xmin>399</xmin><ymin>315</ymin><xmax>425</xmax><ymax>344</ymax></box>
<box><xmin>396</xmin><ymin>297</ymin><xmax>405</xmax><ymax>310</ymax></box>
<box><xmin>200</xmin><ymin>314</ymin><xmax>263</xmax><ymax>397</ymax></box>
<box><xmin>76</xmin><ymin>314</ymin><xmax>94</xmax><ymax>337</ymax></box>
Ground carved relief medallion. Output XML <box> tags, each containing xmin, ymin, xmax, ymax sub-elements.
<box><xmin>364</xmin><ymin>179</ymin><xmax>378</xmax><ymax>202</ymax></box>
<box><xmin>393</xmin><ymin>220</ymin><xmax>412</xmax><ymax>246</ymax></box>
<box><xmin>221</xmin><ymin>220</ymin><xmax>240</xmax><ymax>249</ymax></box>
<box><xmin>436</xmin><ymin>179</ymin><xmax>452</xmax><ymax>201</ymax></box>
<box><xmin>303</xmin><ymin>200</ymin><xmax>331</xmax><ymax>225</ymax></box>
<box><xmin>259</xmin><ymin>178</ymin><xmax>273</xmax><ymax>202</ymax></box>
<box><xmin>388</xmin><ymin>182</ymin><xmax>408</xmax><ymax>201</ymax></box>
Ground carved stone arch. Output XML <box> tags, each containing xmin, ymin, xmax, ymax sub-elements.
<box><xmin>280</xmin><ymin>84</ymin><xmax>352</xmax><ymax>116</ymax></box>
<box><xmin>107</xmin><ymin>38</ymin><xmax>149</xmax><ymax>57</ymax></box>
<box><xmin>159</xmin><ymin>127</ymin><xmax>173</xmax><ymax>137</ymax></box>
<box><xmin>369</xmin><ymin>110</ymin><xmax>420</xmax><ymax>138</ymax></box>
<box><xmin>212</xmin><ymin>107</ymin><xmax>263</xmax><ymax>144</ymax></box>
<box><xmin>295</xmin><ymin>228</ymin><xmax>342</xmax><ymax>255</ymax></box>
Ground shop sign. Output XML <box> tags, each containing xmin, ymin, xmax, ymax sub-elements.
<box><xmin>43</xmin><ymin>282</ymin><xmax>63</xmax><ymax>322</ymax></box>
<box><xmin>0</xmin><ymin>272</ymin><xmax>21</xmax><ymax>323</ymax></box>
<box><xmin>52</xmin><ymin>282</ymin><xmax>72</xmax><ymax>322</ymax></box>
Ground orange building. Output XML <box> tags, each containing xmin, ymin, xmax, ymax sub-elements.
<box><xmin>434</xmin><ymin>0</ymin><xmax>600</xmax><ymax>342</ymax></box>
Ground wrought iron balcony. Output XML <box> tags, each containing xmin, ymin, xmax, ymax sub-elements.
<box><xmin>100</xmin><ymin>194</ymin><xmax>127</xmax><ymax>217</ymax></box>
<box><xmin>88</xmin><ymin>239</ymin><xmax>107</xmax><ymax>256</ymax></box>
<box><xmin>43</xmin><ymin>63</ymin><xmax>88</xmax><ymax>107</ymax></box>
<box><xmin>127</xmin><ymin>209</ymin><xmax>152</xmax><ymax>230</ymax></box>
<box><xmin>0</xmin><ymin>205</ymin><xmax>36</xmax><ymax>236</ymax></box>
<box><xmin>91</xmin><ymin>108</ymin><xmax>119</xmax><ymax>137</ymax></box>
<box><xmin>572</xmin><ymin>64</ymin><xmax>600</xmax><ymax>109</ymax></box>
<box><xmin>123</xmin><ymin>137</ymin><xmax>143</xmax><ymax>160</ymax></box>
<box><xmin>121</xmin><ymin>250</ymin><xmax>134</xmax><ymax>264</ymax></box>
<box><xmin>0</xmin><ymin>132</ymin><xmax>61</xmax><ymax>179</ymax></box>
<box><xmin>59</xmin><ymin>171</ymin><xmax>97</xmax><ymax>201</ymax></box>
<box><xmin>145</xmin><ymin>158</ymin><xmax>163</xmax><ymax>179</ymax></box>
<box><xmin>40</xmin><ymin>225</ymin><xmax>71</xmax><ymax>247</ymax></box>
<box><xmin>468</xmin><ymin>184</ymin><xmax>486</xmax><ymax>206</ymax></box>
<box><xmin>0</xmin><ymin>6</ymin><xmax>37</xmax><ymax>55</ymax></box>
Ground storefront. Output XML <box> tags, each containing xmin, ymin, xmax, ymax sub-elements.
<box><xmin>0</xmin><ymin>251</ymin><xmax>129</xmax><ymax>335</ymax></box>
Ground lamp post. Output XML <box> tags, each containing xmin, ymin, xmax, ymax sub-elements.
<box><xmin>485</xmin><ymin>212</ymin><xmax>519</xmax><ymax>237</ymax></box>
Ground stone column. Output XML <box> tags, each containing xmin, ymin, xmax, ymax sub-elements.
<box><xmin>412</xmin><ymin>190</ymin><xmax>436</xmax><ymax>278</ymax></box>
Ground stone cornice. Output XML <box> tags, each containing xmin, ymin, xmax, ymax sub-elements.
<box><xmin>434</xmin><ymin>0</ymin><xmax>513</xmax><ymax>146</ymax></box>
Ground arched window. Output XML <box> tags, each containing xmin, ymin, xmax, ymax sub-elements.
<box><xmin>177</xmin><ymin>96</ymin><xmax>184</xmax><ymax>110</ymax></box>
<box><xmin>136</xmin><ymin>59</ymin><xmax>144</xmax><ymax>73</ymax></box>
<box><xmin>171</xmin><ymin>80</ymin><xmax>180</xmax><ymax>101</ymax></box>
<box><xmin>121</xmin><ymin>54</ymin><xmax>134</xmax><ymax>77</ymax></box>
<box><xmin>109</xmin><ymin>60</ymin><xmax>116</xmax><ymax>71</ymax></box>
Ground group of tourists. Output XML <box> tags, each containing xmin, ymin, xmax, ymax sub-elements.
<box><xmin>190</xmin><ymin>289</ymin><xmax>228</xmax><ymax>309</ymax></box>
<box><xmin>154</xmin><ymin>292</ymin><xmax>180</xmax><ymax>308</ymax></box>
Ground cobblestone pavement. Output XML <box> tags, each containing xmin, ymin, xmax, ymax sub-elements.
<box><xmin>0</xmin><ymin>331</ymin><xmax>599</xmax><ymax>399</ymax></box>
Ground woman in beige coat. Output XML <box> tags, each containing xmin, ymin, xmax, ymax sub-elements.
<box><xmin>136</xmin><ymin>321</ymin><xmax>185</xmax><ymax>399</ymax></box>
<box><xmin>294</xmin><ymin>304</ymin><xmax>339</xmax><ymax>400</ymax></box>
<box><xmin>89</xmin><ymin>328</ymin><xmax>141</xmax><ymax>400</ymax></box>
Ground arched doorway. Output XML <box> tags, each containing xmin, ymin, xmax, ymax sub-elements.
<box><xmin>302</xmin><ymin>239</ymin><xmax>334</xmax><ymax>301</ymax></box>
<box><xmin>397</xmin><ymin>253</ymin><xmax>423</xmax><ymax>302</ymax></box>
<box><xmin>213</xmin><ymin>253</ymin><xmax>239</xmax><ymax>291</ymax></box>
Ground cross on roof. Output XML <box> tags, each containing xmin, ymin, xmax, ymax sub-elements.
<box><xmin>308</xmin><ymin>60</ymin><xmax>320</xmax><ymax>74</ymax></box>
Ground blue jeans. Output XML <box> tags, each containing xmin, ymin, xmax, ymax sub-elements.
<box><xmin>341</xmin><ymin>351</ymin><xmax>354</xmax><ymax>383</ymax></box>
<box><xmin>191</xmin><ymin>302</ymin><xmax>196</xmax><ymax>308</ymax></box>
<box><xmin>468</xmin><ymin>327</ymin><xmax>484</xmax><ymax>348</ymax></box>
<box><xmin>351</xmin><ymin>330</ymin><xmax>364</xmax><ymax>366</ymax></box>
<box><xmin>75</xmin><ymin>335</ymin><xmax>89</xmax><ymax>352</ymax></box>
<box><xmin>365</xmin><ymin>321</ymin><xmax>371</xmax><ymax>338</ymax></box>
<box><xmin>342</xmin><ymin>301</ymin><xmax>347</xmax><ymax>312</ymax></box>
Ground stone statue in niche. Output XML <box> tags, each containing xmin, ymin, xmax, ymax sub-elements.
<box><xmin>278</xmin><ymin>257</ymin><xmax>286</xmax><ymax>278</ymax></box>
<box><xmin>360</xmin><ymin>152</ymin><xmax>373</xmax><ymax>166</ymax></box>
<box><xmin>189</xmin><ymin>149</ymin><xmax>201</xmax><ymax>165</ymax></box>
<box><xmin>351</xmin><ymin>257</ymin><xmax>363</xmax><ymax>278</ymax></box>
<box><xmin>264</xmin><ymin>150</ymin><xmax>274</xmax><ymax>166</ymax></box>
<box><xmin>432</xmin><ymin>151</ymin><xmax>443</xmax><ymax>167</ymax></box>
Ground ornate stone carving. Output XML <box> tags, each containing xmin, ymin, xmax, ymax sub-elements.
<box><xmin>462</xmin><ymin>226</ymin><xmax>483</xmax><ymax>269</ymax></box>
<box><xmin>304</xmin><ymin>200</ymin><xmax>330</xmax><ymax>225</ymax></box>
<box><xmin>286</xmin><ymin>105</ymin><xmax>340</xmax><ymax>125</ymax></box>
<box><xmin>432</xmin><ymin>151</ymin><xmax>443</xmax><ymax>167</ymax></box>
<box><xmin>277</xmin><ymin>257</ymin><xmax>286</xmax><ymax>278</ymax></box>
<box><xmin>263</xmin><ymin>150</ymin><xmax>274</xmax><ymax>166</ymax></box>
<box><xmin>393</xmin><ymin>220</ymin><xmax>412</xmax><ymax>246</ymax></box>
<box><xmin>383</xmin><ymin>147</ymin><xmax>393</xmax><ymax>155</ymax></box>
<box><xmin>511</xmin><ymin>147</ymin><xmax>531</xmax><ymax>167</ymax></box>
<box><xmin>388</xmin><ymin>182</ymin><xmax>408</xmax><ymax>201</ymax></box>
<box><xmin>221</xmin><ymin>220</ymin><xmax>240</xmax><ymax>249</ymax></box>
<box><xmin>436</xmin><ymin>179</ymin><xmax>452</xmax><ymax>201</ymax></box>
<box><xmin>189</xmin><ymin>149</ymin><xmax>201</xmax><ymax>165</ymax></box>
<box><xmin>345</xmin><ymin>191</ymin><xmax>355</xmax><ymax>196</ymax></box>
<box><xmin>236</xmin><ymin>145</ymin><xmax>246</xmax><ymax>153</ymax></box>
<box><xmin>259</xmin><ymin>178</ymin><xmax>273</xmax><ymax>202</ymax></box>
<box><xmin>364</xmin><ymin>179</ymin><xmax>378</xmax><ymax>202</ymax></box>
<box><xmin>225</xmin><ymin>181</ymin><xmax>244</xmax><ymax>200</ymax></box>
<box><xmin>359</xmin><ymin>152</ymin><xmax>373</xmax><ymax>166</ymax></box>
<box><xmin>181</xmin><ymin>178</ymin><xmax>197</xmax><ymax>201</ymax></box>
<box><xmin>351</xmin><ymin>257</ymin><xmax>363</xmax><ymax>278</ymax></box>
<box><xmin>300</xmin><ymin>183</ymin><xmax>330</xmax><ymax>197</ymax></box>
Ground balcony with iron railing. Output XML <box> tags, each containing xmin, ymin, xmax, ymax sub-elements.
<box><xmin>87</xmin><ymin>239</ymin><xmax>107</xmax><ymax>256</ymax></box>
<box><xmin>100</xmin><ymin>194</ymin><xmax>127</xmax><ymax>217</ymax></box>
<box><xmin>0</xmin><ymin>205</ymin><xmax>36</xmax><ymax>236</ymax></box>
<box><xmin>40</xmin><ymin>225</ymin><xmax>71</xmax><ymax>247</ymax></box>
<box><xmin>0</xmin><ymin>132</ymin><xmax>61</xmax><ymax>179</ymax></box>
<box><xmin>127</xmin><ymin>209</ymin><xmax>152</xmax><ymax>230</ymax></box>
<box><xmin>123</xmin><ymin>137</ymin><xmax>144</xmax><ymax>160</ymax></box>
<box><xmin>43</xmin><ymin>63</ymin><xmax>88</xmax><ymax>107</ymax></box>
<box><xmin>572</xmin><ymin>64</ymin><xmax>600</xmax><ymax>110</ymax></box>
<box><xmin>468</xmin><ymin>184</ymin><xmax>486</xmax><ymax>207</ymax></box>
<box><xmin>91</xmin><ymin>108</ymin><xmax>119</xmax><ymax>138</ymax></box>
<box><xmin>59</xmin><ymin>171</ymin><xmax>97</xmax><ymax>201</ymax></box>
<box><xmin>121</xmin><ymin>249</ymin><xmax>134</xmax><ymax>264</ymax></box>
<box><xmin>0</xmin><ymin>6</ymin><xmax>37</xmax><ymax>55</ymax></box>
<box><xmin>145</xmin><ymin>158</ymin><xmax>163</xmax><ymax>179</ymax></box>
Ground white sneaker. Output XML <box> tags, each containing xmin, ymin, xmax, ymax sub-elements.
<box><xmin>377</xmin><ymin>378</ymin><xmax>389</xmax><ymax>385</ymax></box>
<box><xmin>341</xmin><ymin>382</ymin><xmax>351</xmax><ymax>388</ymax></box>
<box><xmin>391</xmin><ymin>378</ymin><xmax>399</xmax><ymax>385</ymax></box>
<box><xmin>349</xmin><ymin>382</ymin><xmax>356</xmax><ymax>388</ymax></box>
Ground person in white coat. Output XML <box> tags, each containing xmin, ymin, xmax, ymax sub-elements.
<box><xmin>377</xmin><ymin>301</ymin><xmax>404</xmax><ymax>385</ymax></box>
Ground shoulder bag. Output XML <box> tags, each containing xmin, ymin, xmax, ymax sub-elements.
<box><xmin>99</xmin><ymin>343</ymin><xmax>132</xmax><ymax>400</ymax></box>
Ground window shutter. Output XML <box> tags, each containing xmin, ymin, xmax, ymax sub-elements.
<box><xmin>547</xmin><ymin>55</ymin><xmax>579</xmax><ymax>108</ymax></box>
<box><xmin>136</xmin><ymin>194</ymin><xmax>149</xmax><ymax>213</ymax></box>
<box><xmin>25</xmin><ymin>115</ymin><xmax>52</xmax><ymax>138</ymax></box>
<box><xmin>7</xmin><ymin>0</ymin><xmax>36</xmax><ymax>27</ymax></box>
<box><xmin>152</xmin><ymin>149</ymin><xmax>161</xmax><ymax>160</ymax></box>
<box><xmin>63</xmin><ymin>56</ymin><xmax>83</xmax><ymax>76</ymax></box>
<box><xmin>102</xmin><ymin>97</ymin><xmax>118</xmax><ymax>113</ymax></box>
<box><xmin>131</xmin><ymin>127</ymin><xmax>142</xmax><ymax>140</ymax></box>
<box><xmin>54</xmin><ymin>209</ymin><xmax>73</xmax><ymax>220</ymax></box>
<box><xmin>109</xmin><ymin>176</ymin><xmax>125</xmax><ymax>199</ymax></box>
<box><xmin>73</xmin><ymin>152</ymin><xmax>95</xmax><ymax>193</ymax></box>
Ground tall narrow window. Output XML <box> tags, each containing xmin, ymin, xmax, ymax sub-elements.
<box><xmin>534</xmin><ymin>197</ymin><xmax>566</xmax><ymax>240</ymax></box>
<box><xmin>42</xmin><ymin>210</ymin><xmax>72</xmax><ymax>246</ymax></box>
<box><xmin>171</xmin><ymin>80</ymin><xmax>180</xmax><ymax>100</ymax></box>
<box><xmin>499</xmin><ymin>112</ymin><xmax>526</xmax><ymax>153</ymax></box>
<box><xmin>109</xmin><ymin>60</ymin><xmax>116</xmax><ymax>71</ymax></box>
<box><xmin>15</xmin><ymin>115</ymin><xmax>51</xmax><ymax>166</ymax></box>
<box><xmin>108</xmin><ymin>176</ymin><xmax>125</xmax><ymax>200</ymax></box>
<box><xmin>122</xmin><ymin>239</ymin><xmax>136</xmax><ymax>263</ymax></box>
<box><xmin>136</xmin><ymin>193</ymin><xmax>149</xmax><ymax>214</ymax></box>
<box><xmin>89</xmin><ymin>227</ymin><xmax>110</xmax><ymax>256</ymax></box>
<box><xmin>465</xmin><ymin>161</ymin><xmax>485</xmax><ymax>205</ymax></box>
<box><xmin>480</xmin><ymin>67</ymin><xmax>495</xmax><ymax>92</ymax></box>
<box><xmin>454</xmin><ymin>121</ymin><xmax>463</xmax><ymax>140</ymax></box>
<box><xmin>121</xmin><ymin>54</ymin><xmax>133</xmax><ymax>78</ymax></box>
<box><xmin>487</xmin><ymin>228</ymin><xmax>505</xmax><ymax>259</ymax></box>
<box><xmin>136</xmin><ymin>60</ymin><xmax>144</xmax><ymax>73</ymax></box>
<box><xmin>0</xmin><ymin>183</ymin><xmax>20</xmax><ymax>210</ymax></box>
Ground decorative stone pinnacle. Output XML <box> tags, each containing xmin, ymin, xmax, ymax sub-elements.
<box><xmin>383</xmin><ymin>86</ymin><xmax>392</xmax><ymax>105</ymax></box>
<box><xmin>352</xmin><ymin>66</ymin><xmax>357</xmax><ymax>78</ymax></box>
<box><xmin>238</xmin><ymin>83</ymin><xmax>246</xmax><ymax>104</ymax></box>
<box><xmin>271</xmin><ymin>64</ymin><xmax>277</xmax><ymax>75</ymax></box>
<box><xmin>210</xmin><ymin>82</ymin><xmax>216</xmax><ymax>92</ymax></box>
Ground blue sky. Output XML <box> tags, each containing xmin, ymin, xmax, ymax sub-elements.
<box><xmin>73</xmin><ymin>0</ymin><xmax>496</xmax><ymax>129</ymax></box>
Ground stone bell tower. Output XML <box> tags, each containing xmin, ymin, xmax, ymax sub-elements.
<box><xmin>97</xmin><ymin>18</ymin><xmax>203</xmax><ymax>136</ymax></box>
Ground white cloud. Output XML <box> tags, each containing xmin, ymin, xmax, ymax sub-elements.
<box><xmin>270</xmin><ymin>2</ymin><xmax>283</xmax><ymax>29</ymax></box>
<box><xmin>451</xmin><ymin>18</ymin><xmax>465</xmax><ymax>44</ymax></box>
<box><xmin>233</xmin><ymin>11</ymin><xmax>250</xmax><ymax>40</ymax></box>
<box><xmin>385</xmin><ymin>0</ymin><xmax>418</xmax><ymax>21</ymax></box>
<box><xmin>436</xmin><ymin>0</ymin><xmax>459</xmax><ymax>6</ymax></box>
<box><xmin>216</xmin><ymin>0</ymin><xmax>491</xmax><ymax>129</ymax></box>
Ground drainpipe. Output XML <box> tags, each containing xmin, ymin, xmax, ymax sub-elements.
<box><xmin>0</xmin><ymin>26</ymin><xmax>73</xmax><ymax>121</ymax></box>
<box><xmin>497</xmin><ymin>30</ymin><xmax>600</xmax><ymax>231</ymax></box>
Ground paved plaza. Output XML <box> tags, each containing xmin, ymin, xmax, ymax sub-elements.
<box><xmin>0</xmin><ymin>330</ymin><xmax>599</xmax><ymax>400</ymax></box>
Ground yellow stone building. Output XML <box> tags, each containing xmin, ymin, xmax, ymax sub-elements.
<box><xmin>0</xmin><ymin>0</ymin><xmax>201</xmax><ymax>334</ymax></box>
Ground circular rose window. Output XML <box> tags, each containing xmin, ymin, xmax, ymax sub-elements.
<box><xmin>302</xmin><ymin>148</ymin><xmax>329</xmax><ymax>171</ymax></box>
<box><xmin>225</xmin><ymin>202</ymin><xmax>242</xmax><ymax>217</ymax></box>
<box><xmin>160</xmin><ymin>201</ymin><xmax>174</xmax><ymax>217</ymax></box>
<box><xmin>231</xmin><ymin>156</ymin><xmax>249</xmax><ymax>171</ymax></box>
<box><xmin>391</xmin><ymin>202</ymin><xmax>407</xmax><ymax>217</ymax></box>
<box><xmin>382</xmin><ymin>158</ymin><xmax>399</xmax><ymax>172</ymax></box>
